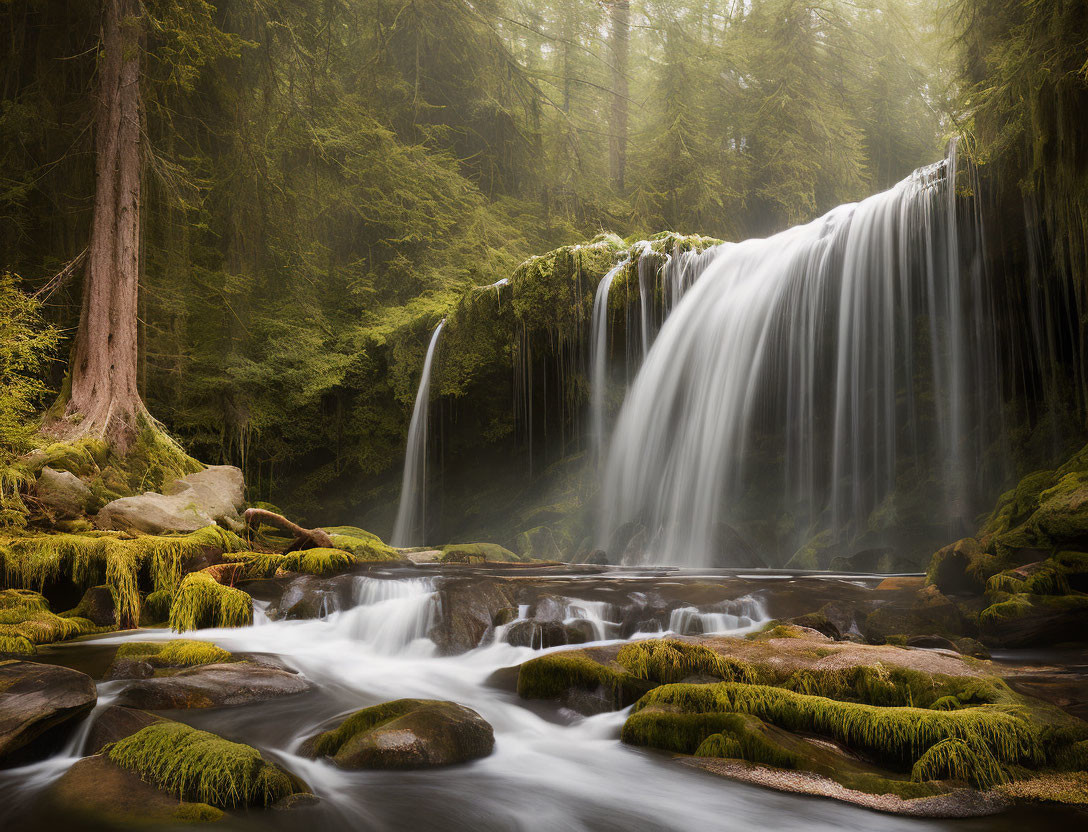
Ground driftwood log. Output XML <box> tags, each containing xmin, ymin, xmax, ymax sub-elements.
<box><xmin>243</xmin><ymin>508</ymin><xmax>334</xmax><ymax>553</ymax></box>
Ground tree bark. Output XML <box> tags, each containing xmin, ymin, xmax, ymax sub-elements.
<box><xmin>243</xmin><ymin>508</ymin><xmax>335</xmax><ymax>553</ymax></box>
<box><xmin>607</xmin><ymin>1</ymin><xmax>630</xmax><ymax>192</ymax></box>
<box><xmin>56</xmin><ymin>0</ymin><xmax>147</xmax><ymax>451</ymax></box>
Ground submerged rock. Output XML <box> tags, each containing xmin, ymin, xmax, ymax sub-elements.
<box><xmin>114</xmin><ymin>661</ymin><xmax>311</xmax><ymax>709</ymax></box>
<box><xmin>301</xmin><ymin>698</ymin><xmax>494</xmax><ymax>769</ymax></box>
<box><xmin>0</xmin><ymin>660</ymin><xmax>97</xmax><ymax>762</ymax></box>
<box><xmin>48</xmin><ymin>754</ymin><xmax>225</xmax><ymax>825</ymax></box>
<box><xmin>96</xmin><ymin>464</ymin><xmax>244</xmax><ymax>534</ymax></box>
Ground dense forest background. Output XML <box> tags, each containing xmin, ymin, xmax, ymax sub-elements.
<box><xmin>1</xmin><ymin>0</ymin><xmax>1086</xmax><ymax>547</ymax></box>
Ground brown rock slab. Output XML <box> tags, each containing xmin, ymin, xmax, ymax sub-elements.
<box><xmin>114</xmin><ymin>661</ymin><xmax>311</xmax><ymax>709</ymax></box>
<box><xmin>0</xmin><ymin>660</ymin><xmax>96</xmax><ymax>762</ymax></box>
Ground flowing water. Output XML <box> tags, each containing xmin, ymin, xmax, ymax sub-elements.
<box><xmin>391</xmin><ymin>319</ymin><xmax>445</xmax><ymax>547</ymax></box>
<box><xmin>599</xmin><ymin>145</ymin><xmax>1003</xmax><ymax>567</ymax></box>
<box><xmin>0</xmin><ymin>571</ymin><xmax>1071</xmax><ymax>831</ymax></box>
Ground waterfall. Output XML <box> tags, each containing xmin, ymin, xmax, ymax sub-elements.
<box><xmin>599</xmin><ymin>145</ymin><xmax>1001</xmax><ymax>568</ymax></box>
<box><xmin>329</xmin><ymin>577</ymin><xmax>439</xmax><ymax>653</ymax></box>
<box><xmin>391</xmin><ymin>319</ymin><xmax>445</xmax><ymax>547</ymax></box>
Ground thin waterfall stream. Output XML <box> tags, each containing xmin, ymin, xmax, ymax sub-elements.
<box><xmin>391</xmin><ymin>319</ymin><xmax>445</xmax><ymax>547</ymax></box>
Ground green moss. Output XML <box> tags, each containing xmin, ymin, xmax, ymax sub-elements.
<box><xmin>173</xmin><ymin>802</ymin><xmax>225</xmax><ymax>823</ymax></box>
<box><xmin>626</xmin><ymin>683</ymin><xmax>1042</xmax><ymax>768</ymax></box>
<box><xmin>143</xmin><ymin>589</ymin><xmax>173</xmax><ymax>624</ymax></box>
<box><xmin>930</xmin><ymin>695</ymin><xmax>965</xmax><ymax>711</ymax></box>
<box><xmin>321</xmin><ymin>526</ymin><xmax>402</xmax><ymax>561</ymax></box>
<box><xmin>615</xmin><ymin>639</ymin><xmax>761</xmax><ymax>685</ymax></box>
<box><xmin>0</xmin><ymin>525</ymin><xmax>244</xmax><ymax>627</ymax></box>
<box><xmin>517</xmin><ymin>650</ymin><xmax>646</xmax><ymax>707</ymax></box>
<box><xmin>986</xmin><ymin>572</ymin><xmax>1028</xmax><ymax>595</ymax></box>
<box><xmin>439</xmin><ymin>542</ymin><xmax>526</xmax><ymax>563</ymax></box>
<box><xmin>692</xmin><ymin>713</ymin><xmax>800</xmax><ymax>769</ymax></box>
<box><xmin>910</xmin><ymin>737</ymin><xmax>1008</xmax><ymax>789</ymax></box>
<box><xmin>310</xmin><ymin>699</ymin><xmax>425</xmax><ymax>758</ymax></box>
<box><xmin>168</xmin><ymin>572</ymin><xmax>252</xmax><ymax>632</ymax></box>
<box><xmin>0</xmin><ymin>587</ymin><xmax>95</xmax><ymax>648</ymax></box>
<box><xmin>107</xmin><ymin>722</ymin><xmax>294</xmax><ymax>808</ymax></box>
<box><xmin>230</xmin><ymin>547</ymin><xmax>358</xmax><ymax>578</ymax></box>
<box><xmin>116</xmin><ymin>639</ymin><xmax>233</xmax><ymax>667</ymax></box>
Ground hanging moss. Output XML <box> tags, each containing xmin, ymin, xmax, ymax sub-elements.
<box><xmin>106</xmin><ymin>722</ymin><xmax>295</xmax><ymax>808</ymax></box>
<box><xmin>693</xmin><ymin>714</ymin><xmax>801</xmax><ymax>770</ymax></box>
<box><xmin>910</xmin><ymin>738</ymin><xmax>1008</xmax><ymax>789</ymax></box>
<box><xmin>615</xmin><ymin>639</ymin><xmax>762</xmax><ymax>685</ymax></box>
<box><xmin>116</xmin><ymin>639</ymin><xmax>233</xmax><ymax>667</ymax></box>
<box><xmin>625</xmin><ymin>683</ymin><xmax>1043</xmax><ymax>769</ymax></box>
<box><xmin>143</xmin><ymin>589</ymin><xmax>173</xmax><ymax>624</ymax></box>
<box><xmin>168</xmin><ymin>572</ymin><xmax>252</xmax><ymax>632</ymax></box>
<box><xmin>228</xmin><ymin>547</ymin><xmax>358</xmax><ymax>578</ymax></box>
<box><xmin>0</xmin><ymin>525</ymin><xmax>245</xmax><ymax>627</ymax></box>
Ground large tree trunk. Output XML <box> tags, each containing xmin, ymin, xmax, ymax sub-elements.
<box><xmin>607</xmin><ymin>1</ymin><xmax>630</xmax><ymax>192</ymax></box>
<box><xmin>56</xmin><ymin>0</ymin><xmax>147</xmax><ymax>452</ymax></box>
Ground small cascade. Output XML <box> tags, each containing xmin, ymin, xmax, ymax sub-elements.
<box><xmin>562</xmin><ymin>599</ymin><xmax>618</xmax><ymax>642</ymax></box>
<box><xmin>600</xmin><ymin>145</ymin><xmax>1003</xmax><ymax>567</ymax></box>
<box><xmin>667</xmin><ymin>595</ymin><xmax>768</xmax><ymax>636</ymax></box>
<box><xmin>588</xmin><ymin>260</ymin><xmax>628</xmax><ymax>464</ymax></box>
<box><xmin>391</xmin><ymin>319</ymin><xmax>445</xmax><ymax>547</ymax></box>
<box><xmin>329</xmin><ymin>577</ymin><xmax>439</xmax><ymax>654</ymax></box>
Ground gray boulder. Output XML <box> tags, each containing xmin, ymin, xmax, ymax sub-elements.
<box><xmin>0</xmin><ymin>660</ymin><xmax>97</xmax><ymax>762</ymax></box>
<box><xmin>95</xmin><ymin>465</ymin><xmax>244</xmax><ymax>534</ymax></box>
<box><xmin>114</xmin><ymin>661</ymin><xmax>311</xmax><ymax>709</ymax></box>
<box><xmin>36</xmin><ymin>466</ymin><xmax>93</xmax><ymax>519</ymax></box>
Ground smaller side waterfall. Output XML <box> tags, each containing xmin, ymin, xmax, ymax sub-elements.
<box><xmin>667</xmin><ymin>595</ymin><xmax>768</xmax><ymax>636</ymax></box>
<box><xmin>391</xmin><ymin>319</ymin><xmax>445</xmax><ymax>547</ymax></box>
<box><xmin>589</xmin><ymin>260</ymin><xmax>627</xmax><ymax>464</ymax></box>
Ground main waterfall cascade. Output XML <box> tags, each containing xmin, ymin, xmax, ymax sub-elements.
<box><xmin>598</xmin><ymin>144</ymin><xmax>1004</xmax><ymax>568</ymax></box>
<box><xmin>391</xmin><ymin>319</ymin><xmax>445</xmax><ymax>547</ymax></box>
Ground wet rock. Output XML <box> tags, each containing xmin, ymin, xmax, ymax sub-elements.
<box><xmin>952</xmin><ymin>637</ymin><xmax>990</xmax><ymax>658</ymax></box>
<box><xmin>274</xmin><ymin>792</ymin><xmax>321</xmax><ymax>810</ymax></box>
<box><xmin>0</xmin><ymin>660</ymin><xmax>97</xmax><ymax>762</ymax></box>
<box><xmin>905</xmin><ymin>634</ymin><xmax>959</xmax><ymax>651</ymax></box>
<box><xmin>431</xmin><ymin>578</ymin><xmax>517</xmax><ymax>654</ymax></box>
<box><xmin>267</xmin><ymin>574</ymin><xmax>356</xmax><ymax>620</ymax></box>
<box><xmin>303</xmin><ymin>699</ymin><xmax>494</xmax><ymax>770</ymax></box>
<box><xmin>114</xmin><ymin>661</ymin><xmax>310</xmax><ymax>709</ymax></box>
<box><xmin>784</xmin><ymin>612</ymin><xmax>841</xmax><ymax>640</ymax></box>
<box><xmin>504</xmin><ymin>620</ymin><xmax>588</xmax><ymax>649</ymax></box>
<box><xmin>65</xmin><ymin>584</ymin><xmax>117</xmax><ymax>627</ymax></box>
<box><xmin>85</xmin><ymin>705</ymin><xmax>164</xmax><ymax>754</ymax></box>
<box><xmin>36</xmin><ymin>466</ymin><xmax>93</xmax><ymax>519</ymax></box>
<box><xmin>47</xmin><ymin>754</ymin><xmax>224</xmax><ymax>825</ymax></box>
<box><xmin>862</xmin><ymin>585</ymin><xmax>969</xmax><ymax>643</ymax></box>
<box><xmin>829</xmin><ymin>547</ymin><xmax>919</xmax><ymax>574</ymax></box>
<box><xmin>106</xmin><ymin>657</ymin><xmax>155</xmax><ymax>680</ymax></box>
<box><xmin>979</xmin><ymin>594</ymin><xmax>1088</xmax><ymax>647</ymax></box>
<box><xmin>96</xmin><ymin>465</ymin><xmax>244</xmax><ymax>534</ymax></box>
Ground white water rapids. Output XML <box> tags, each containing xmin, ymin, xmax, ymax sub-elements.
<box><xmin>0</xmin><ymin>575</ymin><xmax>1040</xmax><ymax>831</ymax></box>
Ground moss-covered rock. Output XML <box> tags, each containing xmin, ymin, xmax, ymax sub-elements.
<box><xmin>439</xmin><ymin>542</ymin><xmax>526</xmax><ymax>563</ymax></box>
<box><xmin>0</xmin><ymin>588</ymin><xmax>97</xmax><ymax>654</ymax></box>
<box><xmin>301</xmin><ymin>698</ymin><xmax>494</xmax><ymax>769</ymax></box>
<box><xmin>321</xmin><ymin>525</ymin><xmax>402</xmax><ymax>561</ymax></box>
<box><xmin>114</xmin><ymin>660</ymin><xmax>310</xmax><ymax>710</ymax></box>
<box><xmin>106</xmin><ymin>721</ymin><xmax>299</xmax><ymax>807</ymax></box>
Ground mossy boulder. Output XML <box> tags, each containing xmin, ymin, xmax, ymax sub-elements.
<box><xmin>48</xmin><ymin>754</ymin><xmax>225</xmax><ymax>825</ymax></box>
<box><xmin>104</xmin><ymin>720</ymin><xmax>302</xmax><ymax>807</ymax></box>
<box><xmin>321</xmin><ymin>525</ymin><xmax>402</xmax><ymax>562</ymax></box>
<box><xmin>96</xmin><ymin>465</ymin><xmax>245</xmax><ymax>535</ymax></box>
<box><xmin>85</xmin><ymin>705</ymin><xmax>165</xmax><ymax>755</ymax></box>
<box><xmin>107</xmin><ymin>639</ymin><xmax>235</xmax><ymax>679</ymax></box>
<box><xmin>63</xmin><ymin>584</ymin><xmax>117</xmax><ymax>627</ymax></box>
<box><xmin>862</xmin><ymin>585</ymin><xmax>970</xmax><ymax>643</ymax></box>
<box><xmin>301</xmin><ymin>698</ymin><xmax>494</xmax><ymax>769</ymax></box>
<box><xmin>0</xmin><ymin>588</ymin><xmax>97</xmax><ymax>654</ymax></box>
<box><xmin>978</xmin><ymin>593</ymin><xmax>1088</xmax><ymax>647</ymax></box>
<box><xmin>35</xmin><ymin>466</ymin><xmax>93</xmax><ymax>519</ymax></box>
<box><xmin>440</xmin><ymin>542</ymin><xmax>526</xmax><ymax>563</ymax></box>
<box><xmin>0</xmin><ymin>659</ymin><xmax>97</xmax><ymax>762</ymax></box>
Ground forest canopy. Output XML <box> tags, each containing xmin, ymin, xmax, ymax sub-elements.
<box><xmin>0</xmin><ymin>0</ymin><xmax>1082</xmax><ymax>524</ymax></box>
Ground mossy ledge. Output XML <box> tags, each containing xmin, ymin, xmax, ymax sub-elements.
<box><xmin>622</xmin><ymin>682</ymin><xmax>1042</xmax><ymax>769</ymax></box>
<box><xmin>168</xmin><ymin>572</ymin><xmax>252</xmax><ymax>632</ymax></box>
<box><xmin>0</xmin><ymin>524</ymin><xmax>244</xmax><ymax>627</ymax></box>
<box><xmin>106</xmin><ymin>721</ymin><xmax>296</xmax><ymax>808</ymax></box>
<box><xmin>116</xmin><ymin>639</ymin><xmax>233</xmax><ymax>667</ymax></box>
<box><xmin>0</xmin><ymin>587</ymin><xmax>96</xmax><ymax>654</ymax></box>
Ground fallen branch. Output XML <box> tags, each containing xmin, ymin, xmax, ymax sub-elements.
<box><xmin>242</xmin><ymin>507</ymin><xmax>334</xmax><ymax>553</ymax></box>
